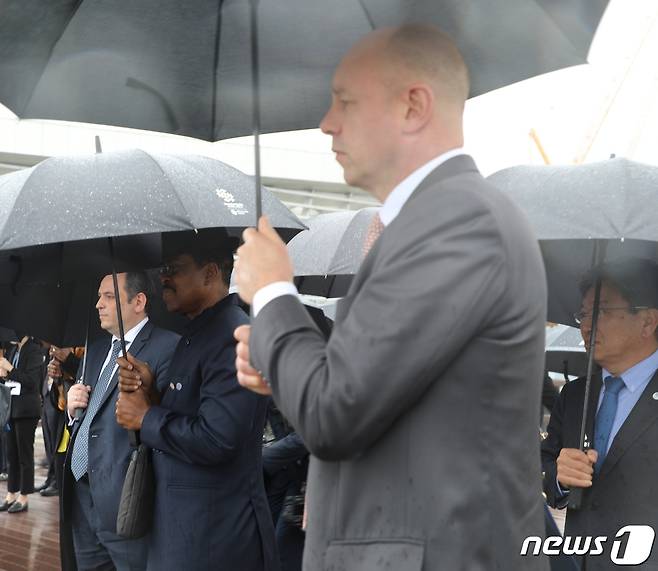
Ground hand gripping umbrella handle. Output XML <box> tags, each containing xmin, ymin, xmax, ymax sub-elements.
<box><xmin>567</xmin><ymin>487</ymin><xmax>584</xmax><ymax>510</ymax></box>
<box><xmin>74</xmin><ymin>378</ymin><xmax>85</xmax><ymax>420</ymax></box>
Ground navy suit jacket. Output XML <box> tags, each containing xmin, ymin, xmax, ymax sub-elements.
<box><xmin>542</xmin><ymin>371</ymin><xmax>658</xmax><ymax>570</ymax></box>
<box><xmin>62</xmin><ymin>321</ymin><xmax>180</xmax><ymax>531</ymax></box>
<box><xmin>4</xmin><ymin>339</ymin><xmax>46</xmax><ymax>419</ymax></box>
<box><xmin>140</xmin><ymin>294</ymin><xmax>277</xmax><ymax>571</ymax></box>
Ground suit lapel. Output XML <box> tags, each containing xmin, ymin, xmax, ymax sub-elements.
<box><xmin>598</xmin><ymin>370</ymin><xmax>658</xmax><ymax>480</ymax></box>
<box><xmin>337</xmin><ymin>155</ymin><xmax>479</xmax><ymax>324</ymax></box>
<box><xmin>96</xmin><ymin>322</ymin><xmax>154</xmax><ymax>412</ymax></box>
<box><xmin>86</xmin><ymin>339</ymin><xmax>110</xmax><ymax>390</ymax></box>
<box><xmin>6</xmin><ymin>345</ymin><xmax>18</xmax><ymax>367</ymax></box>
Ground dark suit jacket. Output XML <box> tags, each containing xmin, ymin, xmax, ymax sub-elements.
<box><xmin>252</xmin><ymin>155</ymin><xmax>549</xmax><ymax>571</ymax></box>
<box><xmin>61</xmin><ymin>321</ymin><xmax>179</xmax><ymax>532</ymax></box>
<box><xmin>4</xmin><ymin>338</ymin><xmax>46</xmax><ymax>419</ymax></box>
<box><xmin>140</xmin><ymin>294</ymin><xmax>277</xmax><ymax>571</ymax></box>
<box><xmin>542</xmin><ymin>371</ymin><xmax>658</xmax><ymax>570</ymax></box>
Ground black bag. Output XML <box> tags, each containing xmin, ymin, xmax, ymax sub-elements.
<box><xmin>116</xmin><ymin>443</ymin><xmax>155</xmax><ymax>539</ymax></box>
<box><xmin>0</xmin><ymin>383</ymin><xmax>11</xmax><ymax>427</ymax></box>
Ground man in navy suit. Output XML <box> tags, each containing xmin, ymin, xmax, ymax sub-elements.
<box><xmin>115</xmin><ymin>234</ymin><xmax>276</xmax><ymax>571</ymax></box>
<box><xmin>542</xmin><ymin>258</ymin><xmax>658</xmax><ymax>570</ymax></box>
<box><xmin>62</xmin><ymin>272</ymin><xmax>179</xmax><ymax>571</ymax></box>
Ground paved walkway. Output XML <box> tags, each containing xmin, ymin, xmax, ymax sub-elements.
<box><xmin>0</xmin><ymin>430</ymin><xmax>60</xmax><ymax>571</ymax></box>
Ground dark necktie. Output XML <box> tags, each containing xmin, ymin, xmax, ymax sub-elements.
<box><xmin>70</xmin><ymin>340</ymin><xmax>122</xmax><ymax>481</ymax></box>
<box><xmin>593</xmin><ymin>375</ymin><xmax>624</xmax><ymax>473</ymax></box>
<box><xmin>11</xmin><ymin>348</ymin><xmax>19</xmax><ymax>368</ymax></box>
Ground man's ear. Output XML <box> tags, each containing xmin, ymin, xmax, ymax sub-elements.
<box><xmin>134</xmin><ymin>292</ymin><xmax>147</xmax><ymax>312</ymax></box>
<box><xmin>401</xmin><ymin>83</ymin><xmax>434</xmax><ymax>134</ymax></box>
<box><xmin>204</xmin><ymin>263</ymin><xmax>219</xmax><ymax>286</ymax></box>
<box><xmin>641</xmin><ymin>308</ymin><xmax>658</xmax><ymax>339</ymax></box>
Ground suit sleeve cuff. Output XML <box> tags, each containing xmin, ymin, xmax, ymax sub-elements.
<box><xmin>252</xmin><ymin>282</ymin><xmax>299</xmax><ymax>317</ymax></box>
<box><xmin>555</xmin><ymin>477</ymin><xmax>570</xmax><ymax>508</ymax></box>
<box><xmin>140</xmin><ymin>405</ymin><xmax>167</xmax><ymax>449</ymax></box>
<box><xmin>556</xmin><ymin>477</ymin><xmax>570</xmax><ymax>497</ymax></box>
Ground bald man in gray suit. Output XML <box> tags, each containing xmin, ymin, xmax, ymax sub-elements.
<box><xmin>235</xmin><ymin>25</ymin><xmax>549</xmax><ymax>571</ymax></box>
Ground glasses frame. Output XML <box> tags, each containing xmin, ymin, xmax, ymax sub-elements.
<box><xmin>159</xmin><ymin>261</ymin><xmax>195</xmax><ymax>278</ymax></box>
<box><xmin>573</xmin><ymin>305</ymin><xmax>650</xmax><ymax>325</ymax></box>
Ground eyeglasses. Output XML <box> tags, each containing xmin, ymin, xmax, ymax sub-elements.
<box><xmin>159</xmin><ymin>261</ymin><xmax>193</xmax><ymax>277</ymax></box>
<box><xmin>573</xmin><ymin>306</ymin><xmax>650</xmax><ymax>325</ymax></box>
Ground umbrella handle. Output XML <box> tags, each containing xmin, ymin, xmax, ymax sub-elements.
<box><xmin>73</xmin><ymin>378</ymin><xmax>85</xmax><ymax>420</ymax></box>
<box><xmin>567</xmin><ymin>487</ymin><xmax>584</xmax><ymax>510</ymax></box>
<box><xmin>129</xmin><ymin>430</ymin><xmax>140</xmax><ymax>447</ymax></box>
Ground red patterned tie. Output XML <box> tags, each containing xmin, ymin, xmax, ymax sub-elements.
<box><xmin>362</xmin><ymin>212</ymin><xmax>384</xmax><ymax>256</ymax></box>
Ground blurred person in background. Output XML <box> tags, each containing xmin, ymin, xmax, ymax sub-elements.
<box><xmin>38</xmin><ymin>346</ymin><xmax>83</xmax><ymax>497</ymax></box>
<box><xmin>0</xmin><ymin>332</ymin><xmax>47</xmax><ymax>513</ymax></box>
<box><xmin>0</xmin><ymin>342</ymin><xmax>8</xmax><ymax>481</ymax></box>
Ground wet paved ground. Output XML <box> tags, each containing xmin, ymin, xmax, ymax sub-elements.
<box><xmin>0</xmin><ymin>430</ymin><xmax>60</xmax><ymax>571</ymax></box>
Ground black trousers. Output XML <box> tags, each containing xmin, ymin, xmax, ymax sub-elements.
<box><xmin>0</xmin><ymin>432</ymin><xmax>7</xmax><ymax>473</ymax></box>
<box><xmin>6</xmin><ymin>416</ymin><xmax>39</xmax><ymax>495</ymax></box>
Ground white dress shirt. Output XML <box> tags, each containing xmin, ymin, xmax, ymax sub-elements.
<box><xmin>251</xmin><ymin>148</ymin><xmax>465</xmax><ymax>316</ymax></box>
<box><xmin>99</xmin><ymin>317</ymin><xmax>149</xmax><ymax>390</ymax></box>
<box><xmin>68</xmin><ymin>317</ymin><xmax>149</xmax><ymax>424</ymax></box>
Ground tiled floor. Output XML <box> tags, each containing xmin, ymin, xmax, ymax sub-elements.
<box><xmin>0</xmin><ymin>430</ymin><xmax>61</xmax><ymax>571</ymax></box>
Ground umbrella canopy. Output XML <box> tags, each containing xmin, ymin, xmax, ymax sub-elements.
<box><xmin>289</xmin><ymin>207</ymin><xmax>378</xmax><ymax>297</ymax></box>
<box><xmin>0</xmin><ymin>148</ymin><xmax>304</xmax><ymax>285</ymax></box>
<box><xmin>0</xmin><ymin>148</ymin><xmax>302</xmax><ymax>249</ymax></box>
<box><xmin>545</xmin><ymin>325</ymin><xmax>587</xmax><ymax>378</ymax></box>
<box><xmin>0</xmin><ymin>0</ymin><xmax>608</xmax><ymax>140</ymax></box>
<box><xmin>488</xmin><ymin>158</ymin><xmax>658</xmax><ymax>326</ymax></box>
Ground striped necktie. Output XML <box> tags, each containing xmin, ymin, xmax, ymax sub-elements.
<box><xmin>70</xmin><ymin>340</ymin><xmax>122</xmax><ymax>481</ymax></box>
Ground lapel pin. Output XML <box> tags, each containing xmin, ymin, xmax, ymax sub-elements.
<box><xmin>175</xmin><ymin>382</ymin><xmax>183</xmax><ymax>391</ymax></box>
<box><xmin>169</xmin><ymin>382</ymin><xmax>175</xmax><ymax>390</ymax></box>
<box><xmin>652</xmin><ymin>392</ymin><xmax>658</xmax><ymax>400</ymax></box>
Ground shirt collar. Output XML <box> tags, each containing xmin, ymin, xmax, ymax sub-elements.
<box><xmin>378</xmin><ymin>147</ymin><xmax>465</xmax><ymax>226</ymax></box>
<box><xmin>602</xmin><ymin>348</ymin><xmax>658</xmax><ymax>393</ymax></box>
<box><xmin>111</xmin><ymin>316</ymin><xmax>149</xmax><ymax>346</ymax></box>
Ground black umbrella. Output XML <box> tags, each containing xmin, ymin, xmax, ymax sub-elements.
<box><xmin>0</xmin><ymin>148</ymin><xmax>303</xmax><ymax>254</ymax></box>
<box><xmin>288</xmin><ymin>207</ymin><xmax>378</xmax><ymax>297</ymax></box>
<box><xmin>0</xmin><ymin>148</ymin><xmax>303</xmax><ymax>285</ymax></box>
<box><xmin>0</xmin><ymin>0</ymin><xmax>608</xmax><ymax>141</ymax></box>
<box><xmin>489</xmin><ymin>157</ymin><xmax>658</xmax><ymax>508</ymax></box>
<box><xmin>489</xmin><ymin>158</ymin><xmax>658</xmax><ymax>326</ymax></box>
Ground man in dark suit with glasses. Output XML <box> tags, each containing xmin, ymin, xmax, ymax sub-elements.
<box><xmin>542</xmin><ymin>258</ymin><xmax>658</xmax><ymax>570</ymax></box>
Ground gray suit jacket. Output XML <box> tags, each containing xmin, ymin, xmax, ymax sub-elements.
<box><xmin>252</xmin><ymin>155</ymin><xmax>549</xmax><ymax>571</ymax></box>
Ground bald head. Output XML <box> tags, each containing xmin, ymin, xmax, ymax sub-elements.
<box><xmin>320</xmin><ymin>24</ymin><xmax>469</xmax><ymax>198</ymax></box>
<box><xmin>350</xmin><ymin>25</ymin><xmax>469</xmax><ymax>110</ymax></box>
<box><xmin>386</xmin><ymin>25</ymin><xmax>469</xmax><ymax>108</ymax></box>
